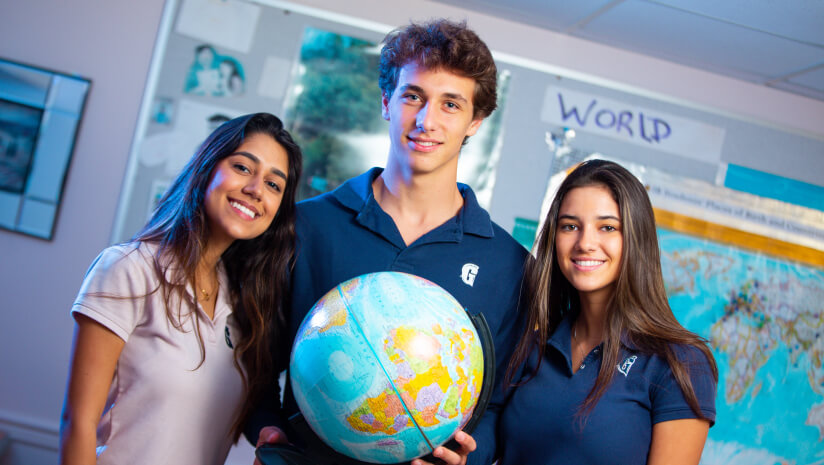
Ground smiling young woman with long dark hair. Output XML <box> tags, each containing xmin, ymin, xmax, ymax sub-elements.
<box><xmin>499</xmin><ymin>159</ymin><xmax>717</xmax><ymax>465</ymax></box>
<box><xmin>59</xmin><ymin>113</ymin><xmax>302</xmax><ymax>465</ymax></box>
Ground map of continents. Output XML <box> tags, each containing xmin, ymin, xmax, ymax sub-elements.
<box><xmin>660</xmin><ymin>229</ymin><xmax>824</xmax><ymax>464</ymax></box>
<box><xmin>347</xmin><ymin>324</ymin><xmax>483</xmax><ymax>435</ymax></box>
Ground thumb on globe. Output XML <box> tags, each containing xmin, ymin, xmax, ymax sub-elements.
<box><xmin>256</xmin><ymin>426</ymin><xmax>288</xmax><ymax>447</ymax></box>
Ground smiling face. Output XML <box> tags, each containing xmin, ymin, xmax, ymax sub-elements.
<box><xmin>203</xmin><ymin>132</ymin><xmax>289</xmax><ymax>252</ymax></box>
<box><xmin>555</xmin><ymin>184</ymin><xmax>623</xmax><ymax>307</ymax></box>
<box><xmin>381</xmin><ymin>63</ymin><xmax>483</xmax><ymax>178</ymax></box>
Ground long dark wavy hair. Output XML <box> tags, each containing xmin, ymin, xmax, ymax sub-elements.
<box><xmin>133</xmin><ymin>112</ymin><xmax>302</xmax><ymax>440</ymax></box>
<box><xmin>506</xmin><ymin>159</ymin><xmax>717</xmax><ymax>419</ymax></box>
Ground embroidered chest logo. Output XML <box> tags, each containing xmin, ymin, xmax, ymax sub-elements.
<box><xmin>461</xmin><ymin>263</ymin><xmax>479</xmax><ymax>286</ymax></box>
<box><xmin>616</xmin><ymin>355</ymin><xmax>637</xmax><ymax>377</ymax></box>
<box><xmin>224</xmin><ymin>325</ymin><xmax>233</xmax><ymax>349</ymax></box>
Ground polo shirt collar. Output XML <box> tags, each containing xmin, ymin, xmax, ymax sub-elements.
<box><xmin>149</xmin><ymin>242</ymin><xmax>231</xmax><ymax>326</ymax></box>
<box><xmin>547</xmin><ymin>316</ymin><xmax>575</xmax><ymax>373</ymax></box>
<box><xmin>332</xmin><ymin>167</ymin><xmax>495</xmax><ymax>239</ymax></box>
<box><xmin>547</xmin><ymin>314</ymin><xmax>640</xmax><ymax>373</ymax></box>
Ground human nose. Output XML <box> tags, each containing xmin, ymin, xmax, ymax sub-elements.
<box><xmin>575</xmin><ymin>226</ymin><xmax>597</xmax><ymax>252</ymax></box>
<box><xmin>416</xmin><ymin>103</ymin><xmax>436</xmax><ymax>132</ymax></box>
<box><xmin>242</xmin><ymin>175</ymin><xmax>263</xmax><ymax>199</ymax></box>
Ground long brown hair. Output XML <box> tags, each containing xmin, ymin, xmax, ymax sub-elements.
<box><xmin>133</xmin><ymin>112</ymin><xmax>302</xmax><ymax>440</ymax></box>
<box><xmin>507</xmin><ymin>159</ymin><xmax>717</xmax><ymax>419</ymax></box>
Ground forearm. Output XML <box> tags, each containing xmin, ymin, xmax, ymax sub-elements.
<box><xmin>60</xmin><ymin>316</ymin><xmax>124</xmax><ymax>464</ymax></box>
<box><xmin>59</xmin><ymin>420</ymin><xmax>98</xmax><ymax>465</ymax></box>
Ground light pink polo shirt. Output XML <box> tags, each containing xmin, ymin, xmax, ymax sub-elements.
<box><xmin>72</xmin><ymin>242</ymin><xmax>244</xmax><ymax>465</ymax></box>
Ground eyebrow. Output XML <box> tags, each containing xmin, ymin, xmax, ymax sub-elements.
<box><xmin>558</xmin><ymin>214</ymin><xmax>621</xmax><ymax>221</ymax></box>
<box><xmin>400</xmin><ymin>84</ymin><xmax>470</xmax><ymax>105</ymax></box>
<box><xmin>233</xmin><ymin>151</ymin><xmax>288</xmax><ymax>180</ymax></box>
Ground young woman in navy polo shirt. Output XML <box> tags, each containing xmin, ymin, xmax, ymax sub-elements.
<box><xmin>499</xmin><ymin>159</ymin><xmax>717</xmax><ymax>465</ymax></box>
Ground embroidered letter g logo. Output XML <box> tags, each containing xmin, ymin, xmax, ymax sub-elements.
<box><xmin>461</xmin><ymin>263</ymin><xmax>479</xmax><ymax>287</ymax></box>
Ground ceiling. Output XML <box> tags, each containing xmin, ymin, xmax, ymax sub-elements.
<box><xmin>432</xmin><ymin>0</ymin><xmax>824</xmax><ymax>102</ymax></box>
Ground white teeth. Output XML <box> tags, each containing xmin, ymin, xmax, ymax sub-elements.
<box><xmin>230</xmin><ymin>201</ymin><xmax>256</xmax><ymax>218</ymax></box>
<box><xmin>417</xmin><ymin>141</ymin><xmax>438</xmax><ymax>146</ymax></box>
<box><xmin>575</xmin><ymin>260</ymin><xmax>603</xmax><ymax>267</ymax></box>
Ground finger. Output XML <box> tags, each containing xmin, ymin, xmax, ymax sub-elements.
<box><xmin>453</xmin><ymin>430</ymin><xmax>477</xmax><ymax>452</ymax></box>
<box><xmin>255</xmin><ymin>427</ymin><xmax>271</xmax><ymax>447</ymax></box>
<box><xmin>433</xmin><ymin>444</ymin><xmax>466</xmax><ymax>465</ymax></box>
<box><xmin>430</xmin><ymin>431</ymin><xmax>476</xmax><ymax>465</ymax></box>
<box><xmin>256</xmin><ymin>426</ymin><xmax>288</xmax><ymax>447</ymax></box>
<box><xmin>410</xmin><ymin>459</ymin><xmax>433</xmax><ymax>465</ymax></box>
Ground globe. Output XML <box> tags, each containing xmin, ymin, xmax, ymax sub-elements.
<box><xmin>289</xmin><ymin>271</ymin><xmax>485</xmax><ymax>464</ymax></box>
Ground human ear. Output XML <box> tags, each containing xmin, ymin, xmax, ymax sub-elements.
<box><xmin>381</xmin><ymin>92</ymin><xmax>391</xmax><ymax>121</ymax></box>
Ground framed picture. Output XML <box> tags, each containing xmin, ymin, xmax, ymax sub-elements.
<box><xmin>0</xmin><ymin>57</ymin><xmax>91</xmax><ymax>240</ymax></box>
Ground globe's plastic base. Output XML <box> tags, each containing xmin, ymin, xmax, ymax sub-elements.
<box><xmin>256</xmin><ymin>312</ymin><xmax>495</xmax><ymax>465</ymax></box>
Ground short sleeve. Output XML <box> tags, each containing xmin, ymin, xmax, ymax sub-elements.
<box><xmin>71</xmin><ymin>244</ymin><xmax>155</xmax><ymax>342</ymax></box>
<box><xmin>650</xmin><ymin>344</ymin><xmax>717</xmax><ymax>426</ymax></box>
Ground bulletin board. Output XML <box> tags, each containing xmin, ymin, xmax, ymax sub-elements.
<box><xmin>112</xmin><ymin>0</ymin><xmax>382</xmax><ymax>241</ymax></box>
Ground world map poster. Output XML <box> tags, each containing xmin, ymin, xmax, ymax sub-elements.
<box><xmin>660</xmin><ymin>228</ymin><xmax>823</xmax><ymax>464</ymax></box>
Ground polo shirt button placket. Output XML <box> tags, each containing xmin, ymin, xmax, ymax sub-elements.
<box><xmin>206</xmin><ymin>324</ymin><xmax>216</xmax><ymax>343</ymax></box>
<box><xmin>580</xmin><ymin>347</ymin><xmax>602</xmax><ymax>369</ymax></box>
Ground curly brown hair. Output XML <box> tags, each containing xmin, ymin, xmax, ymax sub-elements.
<box><xmin>379</xmin><ymin>19</ymin><xmax>498</xmax><ymax>120</ymax></box>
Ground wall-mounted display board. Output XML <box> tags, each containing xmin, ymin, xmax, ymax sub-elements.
<box><xmin>116</xmin><ymin>2</ymin><xmax>824</xmax><ymax>461</ymax></box>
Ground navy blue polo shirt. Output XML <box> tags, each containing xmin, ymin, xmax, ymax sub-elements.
<box><xmin>498</xmin><ymin>317</ymin><xmax>716</xmax><ymax>465</ymax></box>
<box><xmin>248</xmin><ymin>168</ymin><xmax>528</xmax><ymax>462</ymax></box>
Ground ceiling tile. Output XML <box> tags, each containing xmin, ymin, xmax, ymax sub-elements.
<box><xmin>649</xmin><ymin>0</ymin><xmax>824</xmax><ymax>46</ymax></box>
<box><xmin>575</xmin><ymin>0</ymin><xmax>824</xmax><ymax>81</ymax></box>
<box><xmin>432</xmin><ymin>0</ymin><xmax>614</xmax><ymax>31</ymax></box>
<box><xmin>430</xmin><ymin>0</ymin><xmax>824</xmax><ymax>102</ymax></box>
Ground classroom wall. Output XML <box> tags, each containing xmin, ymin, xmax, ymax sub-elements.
<box><xmin>0</xmin><ymin>0</ymin><xmax>166</xmax><ymax>463</ymax></box>
<box><xmin>0</xmin><ymin>0</ymin><xmax>821</xmax><ymax>464</ymax></box>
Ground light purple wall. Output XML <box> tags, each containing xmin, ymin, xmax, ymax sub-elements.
<box><xmin>0</xmin><ymin>0</ymin><xmax>165</xmax><ymax>462</ymax></box>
